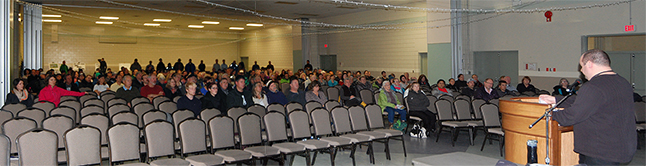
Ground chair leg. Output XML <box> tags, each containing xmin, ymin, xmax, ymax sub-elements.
<box><xmin>450</xmin><ymin>128</ymin><xmax>456</xmax><ymax>147</ymax></box>
<box><xmin>384</xmin><ymin>138</ymin><xmax>391</xmax><ymax>160</ymax></box>
<box><xmin>480</xmin><ymin>133</ymin><xmax>488</xmax><ymax>151</ymax></box>
<box><xmin>369</xmin><ymin>142</ymin><xmax>375</xmax><ymax>164</ymax></box>
<box><xmin>350</xmin><ymin>144</ymin><xmax>357</xmax><ymax>166</ymax></box>
<box><xmin>290</xmin><ymin>154</ymin><xmax>295</xmax><ymax>166</ymax></box>
<box><xmin>305</xmin><ymin>151</ymin><xmax>311</xmax><ymax>166</ymax></box>
<box><xmin>499</xmin><ymin>135</ymin><xmax>504</xmax><ymax>157</ymax></box>
<box><xmin>401</xmin><ymin>135</ymin><xmax>407</xmax><ymax>157</ymax></box>
<box><xmin>330</xmin><ymin>147</ymin><xmax>337</xmax><ymax>166</ymax></box>
<box><xmin>468</xmin><ymin>127</ymin><xmax>474</xmax><ymax>146</ymax></box>
<box><xmin>435</xmin><ymin>126</ymin><xmax>443</xmax><ymax>142</ymax></box>
<box><xmin>311</xmin><ymin>151</ymin><xmax>318</xmax><ymax>165</ymax></box>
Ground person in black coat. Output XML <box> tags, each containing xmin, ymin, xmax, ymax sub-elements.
<box><xmin>174</xmin><ymin>59</ymin><xmax>184</xmax><ymax>71</ymax></box>
<box><xmin>517</xmin><ymin>76</ymin><xmax>538</xmax><ymax>94</ymax></box>
<box><xmin>406</xmin><ymin>82</ymin><xmax>436</xmax><ymax>135</ymax></box>
<box><xmin>177</xmin><ymin>82</ymin><xmax>202</xmax><ymax>117</ymax></box>
<box><xmin>454</xmin><ymin>74</ymin><xmax>467</xmax><ymax>90</ymax></box>
<box><xmin>460</xmin><ymin>79</ymin><xmax>477</xmax><ymax>97</ymax></box>
<box><xmin>57</xmin><ymin>74</ymin><xmax>80</xmax><ymax>92</ymax></box>
<box><xmin>201</xmin><ymin>82</ymin><xmax>225</xmax><ymax>112</ymax></box>
<box><xmin>156</xmin><ymin>58</ymin><xmax>166</xmax><ymax>73</ymax></box>
<box><xmin>226</xmin><ymin>75</ymin><xmax>253</xmax><ymax>109</ymax></box>
<box><xmin>5</xmin><ymin>79</ymin><xmax>34</xmax><ymax>107</ymax></box>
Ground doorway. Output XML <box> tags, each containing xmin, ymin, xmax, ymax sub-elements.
<box><xmin>420</xmin><ymin>53</ymin><xmax>428</xmax><ymax>76</ymax></box>
<box><xmin>607</xmin><ymin>51</ymin><xmax>646</xmax><ymax>94</ymax></box>
<box><xmin>320</xmin><ymin>55</ymin><xmax>337</xmax><ymax>72</ymax></box>
<box><xmin>473</xmin><ymin>51</ymin><xmax>519</xmax><ymax>85</ymax></box>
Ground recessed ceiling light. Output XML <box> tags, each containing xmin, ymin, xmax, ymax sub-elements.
<box><xmin>188</xmin><ymin>25</ymin><xmax>204</xmax><ymax>28</ymax></box>
<box><xmin>99</xmin><ymin>16</ymin><xmax>119</xmax><ymax>20</ymax></box>
<box><xmin>144</xmin><ymin>23</ymin><xmax>160</xmax><ymax>26</ymax></box>
<box><xmin>95</xmin><ymin>21</ymin><xmax>113</xmax><ymax>25</ymax></box>
<box><xmin>201</xmin><ymin>21</ymin><xmax>220</xmax><ymax>25</ymax></box>
<box><xmin>42</xmin><ymin>14</ymin><xmax>61</xmax><ymax>18</ymax></box>
<box><xmin>42</xmin><ymin>19</ymin><xmax>62</xmax><ymax>23</ymax></box>
<box><xmin>246</xmin><ymin>23</ymin><xmax>263</xmax><ymax>27</ymax></box>
<box><xmin>229</xmin><ymin>27</ymin><xmax>244</xmax><ymax>30</ymax></box>
<box><xmin>153</xmin><ymin>19</ymin><xmax>171</xmax><ymax>22</ymax></box>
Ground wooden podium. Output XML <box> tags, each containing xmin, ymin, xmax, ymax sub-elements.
<box><xmin>499</xmin><ymin>97</ymin><xmax>578</xmax><ymax>165</ymax></box>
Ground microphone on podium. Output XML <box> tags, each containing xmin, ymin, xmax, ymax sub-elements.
<box><xmin>567</xmin><ymin>79</ymin><xmax>582</xmax><ymax>92</ymax></box>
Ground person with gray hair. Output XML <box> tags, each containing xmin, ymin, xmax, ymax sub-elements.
<box><xmin>140</xmin><ymin>74</ymin><xmax>164</xmax><ymax>101</ymax></box>
<box><xmin>539</xmin><ymin>49</ymin><xmax>636</xmax><ymax>165</ymax></box>
<box><xmin>552</xmin><ymin>78</ymin><xmax>570</xmax><ymax>96</ymax></box>
<box><xmin>377</xmin><ymin>80</ymin><xmax>407</xmax><ymax>129</ymax></box>
<box><xmin>340</xmin><ymin>76</ymin><xmax>361</xmax><ymax>107</ymax></box>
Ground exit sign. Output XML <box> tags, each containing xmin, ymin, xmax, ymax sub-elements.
<box><xmin>625</xmin><ymin>25</ymin><xmax>635</xmax><ymax>32</ymax></box>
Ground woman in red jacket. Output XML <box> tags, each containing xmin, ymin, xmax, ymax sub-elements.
<box><xmin>39</xmin><ymin>75</ymin><xmax>86</xmax><ymax>106</ymax></box>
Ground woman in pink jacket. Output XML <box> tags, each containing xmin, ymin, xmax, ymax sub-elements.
<box><xmin>39</xmin><ymin>75</ymin><xmax>86</xmax><ymax>106</ymax></box>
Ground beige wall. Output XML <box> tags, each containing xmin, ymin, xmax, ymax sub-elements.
<box><xmin>239</xmin><ymin>25</ymin><xmax>294</xmax><ymax>72</ymax></box>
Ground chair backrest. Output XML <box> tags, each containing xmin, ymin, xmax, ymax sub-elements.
<box><xmin>348</xmin><ymin>106</ymin><xmax>369</xmax><ymax>131</ymax></box>
<box><xmin>80</xmin><ymin>105</ymin><xmax>105</xmax><ymax>118</ymax></box>
<box><xmin>79</xmin><ymin>87</ymin><xmax>92</xmax><ymax>93</ymax></box>
<box><xmin>153</xmin><ymin>96</ymin><xmax>171</xmax><ymax>109</ymax></box>
<box><xmin>360</xmin><ymin>89</ymin><xmax>374</xmax><ymax>104</ymax></box>
<box><xmin>107</xmin><ymin>123</ymin><xmax>141</xmax><ymax>164</ymax></box>
<box><xmin>60</xmin><ymin>96</ymin><xmax>78</xmax><ymax>102</ymax></box>
<box><xmin>480</xmin><ymin>104</ymin><xmax>501</xmax><ymax>127</ymax></box>
<box><xmin>237</xmin><ymin>113</ymin><xmax>262</xmax><ymax>146</ymax></box>
<box><xmin>266</xmin><ymin>103</ymin><xmax>286</xmax><ymax>115</ymax></box>
<box><xmin>32</xmin><ymin>102</ymin><xmax>55</xmax><ymax>116</ymax></box>
<box><xmin>0</xmin><ymin>134</ymin><xmax>9</xmax><ymax>166</ymax></box>
<box><xmin>288</xmin><ymin>110</ymin><xmax>312</xmax><ymax>140</ymax></box>
<box><xmin>311</xmin><ymin>108</ymin><xmax>333</xmax><ymax>136</ymax></box>
<box><xmin>111</xmin><ymin>111</ymin><xmax>138</xmax><ymax>126</ymax></box>
<box><xmin>80</xmin><ymin>95</ymin><xmax>98</xmax><ymax>106</ymax></box>
<box><xmin>426</xmin><ymin>95</ymin><xmax>437</xmax><ymax>113</ymax></box>
<box><xmin>100</xmin><ymin>90</ymin><xmax>115</xmax><ymax>97</ymax></box>
<box><xmin>50</xmin><ymin>106</ymin><xmax>76</xmax><ymax>123</ymax></box>
<box><xmin>133</xmin><ymin>103</ymin><xmax>154</xmax><ymax>127</ymax></box>
<box><xmin>330</xmin><ymin>107</ymin><xmax>353</xmax><ymax>134</ymax></box>
<box><xmin>365</xmin><ymin>104</ymin><xmax>385</xmax><ymax>129</ymax></box>
<box><xmin>305</xmin><ymin>101</ymin><xmax>322</xmax><ymax>115</ymax></box>
<box><xmin>286</xmin><ymin>102</ymin><xmax>303</xmax><ymax>114</ymax></box>
<box><xmin>635</xmin><ymin>102</ymin><xmax>646</xmax><ymax>123</ymax></box>
<box><xmin>453</xmin><ymin>99</ymin><xmax>472</xmax><ymax>120</ymax></box>
<box><xmin>227</xmin><ymin>107</ymin><xmax>246</xmax><ymax>133</ymax></box>
<box><xmin>173</xmin><ymin>109</ymin><xmax>195</xmax><ymax>138</ymax></box>
<box><xmin>144</xmin><ymin>120</ymin><xmax>176</xmax><ymax>158</ymax></box>
<box><xmin>64</xmin><ymin>125</ymin><xmax>101</xmax><ymax>166</ymax></box>
<box><xmin>455</xmin><ymin>94</ymin><xmax>471</xmax><ymax>101</ymax></box>
<box><xmin>81</xmin><ymin>113</ymin><xmax>110</xmax><ymax>145</ymax></box>
<box><xmin>60</xmin><ymin>100</ymin><xmax>81</xmax><ymax>122</ymax></box>
<box><xmin>158</xmin><ymin>101</ymin><xmax>177</xmax><ymax>114</ymax></box>
<box><xmin>178</xmin><ymin>118</ymin><xmax>207</xmax><ymax>154</ymax></box>
<box><xmin>17</xmin><ymin>108</ymin><xmax>46</xmax><ymax>127</ymax></box>
<box><xmin>17</xmin><ymin>129</ymin><xmax>58</xmax><ymax>166</ymax></box>
<box><xmin>108</xmin><ymin>103</ymin><xmax>130</xmax><ymax>118</ymax></box>
<box><xmin>373</xmin><ymin>92</ymin><xmax>380</xmax><ymax>106</ymax></box>
<box><xmin>439</xmin><ymin>94</ymin><xmax>454</xmax><ymax>103</ymax></box>
<box><xmin>326</xmin><ymin>87</ymin><xmax>339</xmax><ymax>102</ymax></box>
<box><xmin>247</xmin><ymin>104</ymin><xmax>266</xmax><ymax>117</ymax></box>
<box><xmin>435</xmin><ymin>99</ymin><xmax>454</xmax><ymax>121</ymax></box>
<box><xmin>489</xmin><ymin>98</ymin><xmax>500</xmax><ymax>106</ymax></box>
<box><xmin>83</xmin><ymin>98</ymin><xmax>105</xmax><ymax>109</ymax></box>
<box><xmin>263</xmin><ymin>112</ymin><xmax>288</xmax><ymax>142</ymax></box>
<box><xmin>143</xmin><ymin>110</ymin><xmax>167</xmax><ymax>126</ymax></box>
<box><xmin>324</xmin><ymin>100</ymin><xmax>340</xmax><ymax>111</ymax></box>
<box><xmin>208</xmin><ymin>116</ymin><xmax>235</xmax><ymax>150</ymax></box>
<box><xmin>280</xmin><ymin>83</ymin><xmax>291</xmax><ymax>95</ymax></box>
<box><xmin>43</xmin><ymin>115</ymin><xmax>74</xmax><ymax>149</ymax></box>
<box><xmin>100</xmin><ymin>94</ymin><xmax>116</xmax><ymax>107</ymax></box>
<box><xmin>2</xmin><ymin>117</ymin><xmax>36</xmax><ymax>154</ymax></box>
<box><xmin>130</xmin><ymin>97</ymin><xmax>150</xmax><ymax>106</ymax></box>
<box><xmin>2</xmin><ymin>103</ymin><xmax>26</xmax><ymax>115</ymax></box>
<box><xmin>395</xmin><ymin>92</ymin><xmax>404</xmax><ymax>104</ymax></box>
<box><xmin>173</xmin><ymin>96</ymin><xmax>181</xmax><ymax>103</ymax></box>
<box><xmin>200</xmin><ymin>108</ymin><xmax>221</xmax><ymax>124</ymax></box>
<box><xmin>0</xmin><ymin>111</ymin><xmax>12</xmax><ymax>133</ymax></box>
<box><xmin>471</xmin><ymin>99</ymin><xmax>487</xmax><ymax>119</ymax></box>
<box><xmin>107</xmin><ymin>98</ymin><xmax>127</xmax><ymax>107</ymax></box>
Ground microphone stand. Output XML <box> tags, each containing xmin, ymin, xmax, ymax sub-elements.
<box><xmin>529</xmin><ymin>90</ymin><xmax>574</xmax><ymax>165</ymax></box>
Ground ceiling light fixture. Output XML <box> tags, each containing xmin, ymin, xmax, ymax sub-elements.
<box><xmin>143</xmin><ymin>23</ymin><xmax>161</xmax><ymax>26</ymax></box>
<box><xmin>95</xmin><ymin>21</ymin><xmax>113</xmax><ymax>25</ymax></box>
<box><xmin>229</xmin><ymin>27</ymin><xmax>244</xmax><ymax>30</ymax></box>
<box><xmin>42</xmin><ymin>14</ymin><xmax>61</xmax><ymax>18</ymax></box>
<box><xmin>246</xmin><ymin>23</ymin><xmax>263</xmax><ymax>27</ymax></box>
<box><xmin>188</xmin><ymin>25</ymin><xmax>204</xmax><ymax>28</ymax></box>
<box><xmin>201</xmin><ymin>21</ymin><xmax>220</xmax><ymax>24</ymax></box>
<box><xmin>42</xmin><ymin>19</ymin><xmax>62</xmax><ymax>22</ymax></box>
<box><xmin>99</xmin><ymin>16</ymin><xmax>119</xmax><ymax>20</ymax></box>
<box><xmin>153</xmin><ymin>19</ymin><xmax>171</xmax><ymax>22</ymax></box>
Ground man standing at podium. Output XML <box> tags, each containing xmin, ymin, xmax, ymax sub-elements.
<box><xmin>539</xmin><ymin>49</ymin><xmax>636</xmax><ymax>165</ymax></box>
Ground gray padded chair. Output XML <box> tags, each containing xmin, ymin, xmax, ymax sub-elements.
<box><xmin>111</xmin><ymin>111</ymin><xmax>138</xmax><ymax>126</ymax></box>
<box><xmin>143</xmin><ymin>110</ymin><xmax>167</xmax><ymax>126</ymax></box>
<box><xmin>348</xmin><ymin>106</ymin><xmax>390</xmax><ymax>160</ymax></box>
<box><xmin>285</xmin><ymin>102</ymin><xmax>303</xmax><ymax>114</ymax></box>
<box><xmin>288</xmin><ymin>110</ymin><xmax>332</xmax><ymax>165</ymax></box>
<box><xmin>326</xmin><ymin>87</ymin><xmax>340</xmax><ymax>103</ymax></box>
<box><xmin>364</xmin><ymin>104</ymin><xmax>407</xmax><ymax>157</ymax></box>
<box><xmin>131</xmin><ymin>97</ymin><xmax>150</xmax><ymax>107</ymax></box>
<box><xmin>0</xmin><ymin>134</ymin><xmax>9</xmax><ymax>166</ymax></box>
<box><xmin>107</xmin><ymin>123</ymin><xmax>149</xmax><ymax>165</ymax></box>
<box><xmin>32</xmin><ymin>101</ymin><xmax>55</xmax><ymax>116</ymax></box>
<box><xmin>2</xmin><ymin>117</ymin><xmax>37</xmax><ymax>154</ymax></box>
<box><xmin>81</xmin><ymin>113</ymin><xmax>110</xmax><ymax>159</ymax></box>
<box><xmin>247</xmin><ymin>105</ymin><xmax>267</xmax><ymax>129</ymax></box>
<box><xmin>305</xmin><ymin>102</ymin><xmax>322</xmax><ymax>116</ymax></box>
<box><xmin>101</xmin><ymin>94</ymin><xmax>116</xmax><ymax>108</ymax></box>
<box><xmin>143</xmin><ymin>120</ymin><xmax>190</xmax><ymax>166</ymax></box>
<box><xmin>17</xmin><ymin>129</ymin><xmax>58</xmax><ymax>166</ymax></box>
<box><xmin>172</xmin><ymin>109</ymin><xmax>195</xmax><ymax>139</ymax></box>
<box><xmin>134</xmin><ymin>103</ymin><xmax>155</xmax><ymax>128</ymax></box>
<box><xmin>471</xmin><ymin>99</ymin><xmax>487</xmax><ymax>119</ymax></box>
<box><xmin>480</xmin><ymin>104</ymin><xmax>504</xmax><ymax>156</ymax></box>
<box><xmin>266</xmin><ymin>103</ymin><xmax>286</xmax><ymax>115</ymax></box>
<box><xmin>435</xmin><ymin>99</ymin><xmax>469</xmax><ymax>147</ymax></box>
<box><xmin>200</xmin><ymin>108</ymin><xmax>221</xmax><ymax>123</ymax></box>
<box><xmin>324</xmin><ymin>101</ymin><xmax>340</xmax><ymax>111</ymax></box>
<box><xmin>80</xmin><ymin>95</ymin><xmax>97</xmax><ymax>105</ymax></box>
<box><xmin>64</xmin><ymin>125</ymin><xmax>102</xmax><ymax>166</ymax></box>
<box><xmin>80</xmin><ymin>105</ymin><xmax>105</xmax><ymax>118</ymax></box>
<box><xmin>60</xmin><ymin>100</ymin><xmax>81</xmax><ymax>123</ymax></box>
<box><xmin>330</xmin><ymin>107</ymin><xmax>375</xmax><ymax>164</ymax></box>
<box><xmin>17</xmin><ymin>108</ymin><xmax>46</xmax><ymax>127</ymax></box>
<box><xmin>173</xmin><ymin>96</ymin><xmax>181</xmax><ymax>103</ymax></box>
<box><xmin>1</xmin><ymin>103</ymin><xmax>26</xmax><ymax>115</ymax></box>
<box><xmin>153</xmin><ymin>96</ymin><xmax>171</xmax><ymax>109</ymax></box>
<box><xmin>263</xmin><ymin>112</ymin><xmax>310</xmax><ymax>166</ymax></box>
<box><xmin>108</xmin><ymin>103</ymin><xmax>130</xmax><ymax>118</ymax></box>
<box><xmin>0</xmin><ymin>111</ymin><xmax>12</xmax><ymax>134</ymax></box>
<box><xmin>178</xmin><ymin>118</ymin><xmax>224</xmax><ymax>166</ymax></box>
<box><xmin>208</xmin><ymin>116</ymin><xmax>253</xmax><ymax>165</ymax></box>
<box><xmin>50</xmin><ymin>106</ymin><xmax>76</xmax><ymax>124</ymax></box>
<box><xmin>452</xmin><ymin>99</ymin><xmax>481</xmax><ymax>145</ymax></box>
<box><xmin>426</xmin><ymin>95</ymin><xmax>437</xmax><ymax>113</ymax></box>
<box><xmin>158</xmin><ymin>101</ymin><xmax>177</xmax><ymax>115</ymax></box>
<box><xmin>237</xmin><ymin>113</ymin><xmax>282</xmax><ymax>165</ymax></box>
<box><xmin>43</xmin><ymin>115</ymin><xmax>74</xmax><ymax>163</ymax></box>
<box><xmin>83</xmin><ymin>98</ymin><xmax>105</xmax><ymax>109</ymax></box>
<box><xmin>310</xmin><ymin>108</ymin><xmax>356</xmax><ymax>166</ymax></box>
<box><xmin>60</xmin><ymin>96</ymin><xmax>78</xmax><ymax>103</ymax></box>
<box><xmin>108</xmin><ymin>98</ymin><xmax>128</xmax><ymax>108</ymax></box>
<box><xmin>359</xmin><ymin>89</ymin><xmax>375</xmax><ymax>105</ymax></box>
<box><xmin>227</xmin><ymin>107</ymin><xmax>246</xmax><ymax>133</ymax></box>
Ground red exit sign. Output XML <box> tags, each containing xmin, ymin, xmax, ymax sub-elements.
<box><xmin>625</xmin><ymin>25</ymin><xmax>635</xmax><ymax>32</ymax></box>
